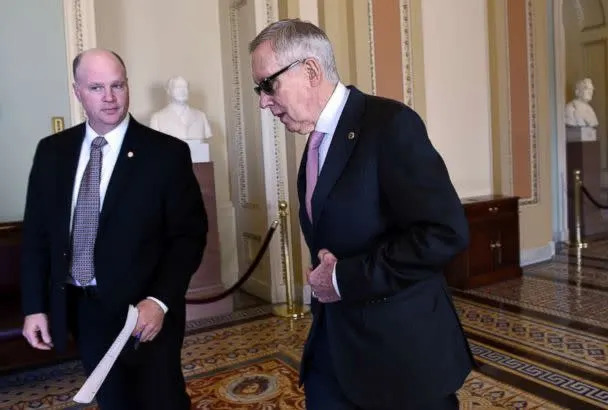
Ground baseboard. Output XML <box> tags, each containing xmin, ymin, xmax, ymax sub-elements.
<box><xmin>520</xmin><ymin>242</ymin><xmax>555</xmax><ymax>266</ymax></box>
<box><xmin>553</xmin><ymin>229</ymin><xmax>569</xmax><ymax>243</ymax></box>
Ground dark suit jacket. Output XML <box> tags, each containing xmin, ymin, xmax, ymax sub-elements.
<box><xmin>21</xmin><ymin>117</ymin><xmax>207</xmax><ymax>351</ymax></box>
<box><xmin>298</xmin><ymin>87</ymin><xmax>474</xmax><ymax>408</ymax></box>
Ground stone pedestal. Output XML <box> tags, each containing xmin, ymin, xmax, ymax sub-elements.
<box><xmin>186</xmin><ymin>162</ymin><xmax>233</xmax><ymax>321</ymax></box>
<box><xmin>186</xmin><ymin>141</ymin><xmax>210</xmax><ymax>163</ymax></box>
<box><xmin>566</xmin><ymin>135</ymin><xmax>608</xmax><ymax>238</ymax></box>
<box><xmin>567</xmin><ymin>126</ymin><xmax>597</xmax><ymax>143</ymax></box>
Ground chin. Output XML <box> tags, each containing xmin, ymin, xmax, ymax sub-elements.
<box><xmin>283</xmin><ymin>123</ymin><xmax>305</xmax><ymax>135</ymax></box>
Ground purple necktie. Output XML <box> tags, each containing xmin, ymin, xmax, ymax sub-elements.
<box><xmin>71</xmin><ymin>136</ymin><xmax>107</xmax><ymax>285</ymax></box>
<box><xmin>305</xmin><ymin>131</ymin><xmax>325</xmax><ymax>221</ymax></box>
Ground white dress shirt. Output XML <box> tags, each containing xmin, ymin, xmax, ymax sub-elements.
<box><xmin>68</xmin><ymin>114</ymin><xmax>168</xmax><ymax>313</ymax></box>
<box><xmin>311</xmin><ymin>82</ymin><xmax>350</xmax><ymax>296</ymax></box>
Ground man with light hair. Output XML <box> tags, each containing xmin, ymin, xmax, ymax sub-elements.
<box><xmin>21</xmin><ymin>48</ymin><xmax>207</xmax><ymax>409</ymax></box>
<box><xmin>249</xmin><ymin>19</ymin><xmax>473</xmax><ymax>409</ymax></box>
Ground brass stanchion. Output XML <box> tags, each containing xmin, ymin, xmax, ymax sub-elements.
<box><xmin>273</xmin><ymin>201</ymin><xmax>310</xmax><ymax>319</ymax></box>
<box><xmin>571</xmin><ymin>169</ymin><xmax>588</xmax><ymax>250</ymax></box>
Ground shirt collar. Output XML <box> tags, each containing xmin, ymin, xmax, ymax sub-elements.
<box><xmin>315</xmin><ymin>82</ymin><xmax>349</xmax><ymax>135</ymax></box>
<box><xmin>84</xmin><ymin>114</ymin><xmax>130</xmax><ymax>152</ymax></box>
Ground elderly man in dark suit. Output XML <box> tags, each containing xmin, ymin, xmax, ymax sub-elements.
<box><xmin>21</xmin><ymin>48</ymin><xmax>207</xmax><ymax>409</ymax></box>
<box><xmin>250</xmin><ymin>19</ymin><xmax>474</xmax><ymax>409</ymax></box>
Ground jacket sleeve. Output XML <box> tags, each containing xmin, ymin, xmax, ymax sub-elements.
<box><xmin>147</xmin><ymin>143</ymin><xmax>208</xmax><ymax>310</ymax></box>
<box><xmin>21</xmin><ymin>139</ymin><xmax>52</xmax><ymax>315</ymax></box>
<box><xmin>335</xmin><ymin>108</ymin><xmax>469</xmax><ymax>302</ymax></box>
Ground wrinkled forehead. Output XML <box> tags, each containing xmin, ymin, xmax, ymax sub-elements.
<box><xmin>251</xmin><ymin>42</ymin><xmax>281</xmax><ymax>81</ymax></box>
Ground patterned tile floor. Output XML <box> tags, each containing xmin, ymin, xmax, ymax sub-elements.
<box><xmin>2</xmin><ymin>245</ymin><xmax>608</xmax><ymax>409</ymax></box>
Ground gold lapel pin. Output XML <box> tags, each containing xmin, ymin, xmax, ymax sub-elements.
<box><xmin>347</xmin><ymin>132</ymin><xmax>356</xmax><ymax>140</ymax></box>
<box><xmin>127</xmin><ymin>151</ymin><xmax>134</xmax><ymax>158</ymax></box>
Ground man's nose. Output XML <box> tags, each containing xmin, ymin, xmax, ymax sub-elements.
<box><xmin>102</xmin><ymin>87</ymin><xmax>116</xmax><ymax>102</ymax></box>
<box><xmin>259</xmin><ymin>92</ymin><xmax>272</xmax><ymax>109</ymax></box>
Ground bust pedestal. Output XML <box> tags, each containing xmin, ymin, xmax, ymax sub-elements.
<box><xmin>186</xmin><ymin>141</ymin><xmax>210</xmax><ymax>163</ymax></box>
<box><xmin>566</xmin><ymin>129</ymin><xmax>608</xmax><ymax>238</ymax></box>
<box><xmin>567</xmin><ymin>126</ymin><xmax>597</xmax><ymax>143</ymax></box>
<box><xmin>185</xmin><ymin>162</ymin><xmax>233</xmax><ymax>321</ymax></box>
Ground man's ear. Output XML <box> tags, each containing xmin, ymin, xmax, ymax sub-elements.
<box><xmin>72</xmin><ymin>82</ymin><xmax>82</xmax><ymax>102</ymax></box>
<box><xmin>304</xmin><ymin>58</ymin><xmax>323</xmax><ymax>86</ymax></box>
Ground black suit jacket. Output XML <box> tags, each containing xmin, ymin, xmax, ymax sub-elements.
<box><xmin>21</xmin><ymin>117</ymin><xmax>207</xmax><ymax>351</ymax></box>
<box><xmin>298</xmin><ymin>87</ymin><xmax>474</xmax><ymax>407</ymax></box>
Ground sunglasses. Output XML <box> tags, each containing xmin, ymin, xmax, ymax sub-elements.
<box><xmin>254</xmin><ymin>59</ymin><xmax>304</xmax><ymax>96</ymax></box>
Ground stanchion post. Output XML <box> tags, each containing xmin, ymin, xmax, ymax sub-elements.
<box><xmin>571</xmin><ymin>169</ymin><xmax>588</xmax><ymax>250</ymax></box>
<box><xmin>273</xmin><ymin>200</ymin><xmax>310</xmax><ymax>319</ymax></box>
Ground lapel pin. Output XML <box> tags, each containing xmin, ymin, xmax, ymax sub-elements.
<box><xmin>127</xmin><ymin>151</ymin><xmax>134</xmax><ymax>158</ymax></box>
<box><xmin>347</xmin><ymin>132</ymin><xmax>356</xmax><ymax>140</ymax></box>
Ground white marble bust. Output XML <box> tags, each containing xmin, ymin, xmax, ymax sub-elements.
<box><xmin>150</xmin><ymin>76</ymin><xmax>212</xmax><ymax>142</ymax></box>
<box><xmin>565</xmin><ymin>78</ymin><xmax>599</xmax><ymax>128</ymax></box>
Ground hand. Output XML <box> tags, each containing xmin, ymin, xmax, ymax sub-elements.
<box><xmin>307</xmin><ymin>249</ymin><xmax>341</xmax><ymax>303</ymax></box>
<box><xmin>23</xmin><ymin>313</ymin><xmax>53</xmax><ymax>350</ymax></box>
<box><xmin>132</xmin><ymin>299</ymin><xmax>165</xmax><ymax>343</ymax></box>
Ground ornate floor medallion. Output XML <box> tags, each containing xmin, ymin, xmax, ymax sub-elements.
<box><xmin>221</xmin><ymin>373</ymin><xmax>279</xmax><ymax>403</ymax></box>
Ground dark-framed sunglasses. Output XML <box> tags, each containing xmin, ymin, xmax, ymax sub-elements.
<box><xmin>254</xmin><ymin>59</ymin><xmax>304</xmax><ymax>96</ymax></box>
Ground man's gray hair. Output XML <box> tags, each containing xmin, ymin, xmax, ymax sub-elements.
<box><xmin>249</xmin><ymin>19</ymin><xmax>339</xmax><ymax>84</ymax></box>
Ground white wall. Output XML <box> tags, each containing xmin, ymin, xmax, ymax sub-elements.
<box><xmin>421</xmin><ymin>0</ymin><xmax>493</xmax><ymax>197</ymax></box>
<box><xmin>95</xmin><ymin>0</ymin><xmax>237</xmax><ymax>283</ymax></box>
<box><xmin>0</xmin><ymin>0</ymin><xmax>71</xmax><ymax>221</ymax></box>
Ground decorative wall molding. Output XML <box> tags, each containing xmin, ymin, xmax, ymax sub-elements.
<box><xmin>231</xmin><ymin>0</ymin><xmax>247</xmax><ymax>8</ymax></box>
<box><xmin>218</xmin><ymin>201</ymin><xmax>238</xmax><ymax>285</ymax></box>
<box><xmin>62</xmin><ymin>0</ymin><xmax>96</xmax><ymax>126</ymax></box>
<box><xmin>400</xmin><ymin>0</ymin><xmax>414</xmax><ymax>107</ymax></box>
<box><xmin>573</xmin><ymin>0</ymin><xmax>606</xmax><ymax>32</ymax></box>
<box><xmin>522</xmin><ymin>0</ymin><xmax>539</xmax><ymax>206</ymax></box>
<box><xmin>501</xmin><ymin>0</ymin><xmax>539</xmax><ymax>206</ymax></box>
<box><xmin>367</xmin><ymin>0</ymin><xmax>377</xmax><ymax>95</ymax></box>
<box><xmin>229</xmin><ymin>1</ymin><xmax>251</xmax><ymax>208</ymax></box>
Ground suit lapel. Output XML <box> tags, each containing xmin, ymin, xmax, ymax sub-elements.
<box><xmin>57</xmin><ymin>125</ymin><xmax>86</xmax><ymax>242</ymax></box>
<box><xmin>311</xmin><ymin>87</ymin><xmax>365</xmax><ymax>225</ymax></box>
<box><xmin>99</xmin><ymin>118</ymin><xmax>141</xmax><ymax>228</ymax></box>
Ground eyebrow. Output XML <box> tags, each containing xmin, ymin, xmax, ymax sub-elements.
<box><xmin>86</xmin><ymin>81</ymin><xmax>126</xmax><ymax>86</ymax></box>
